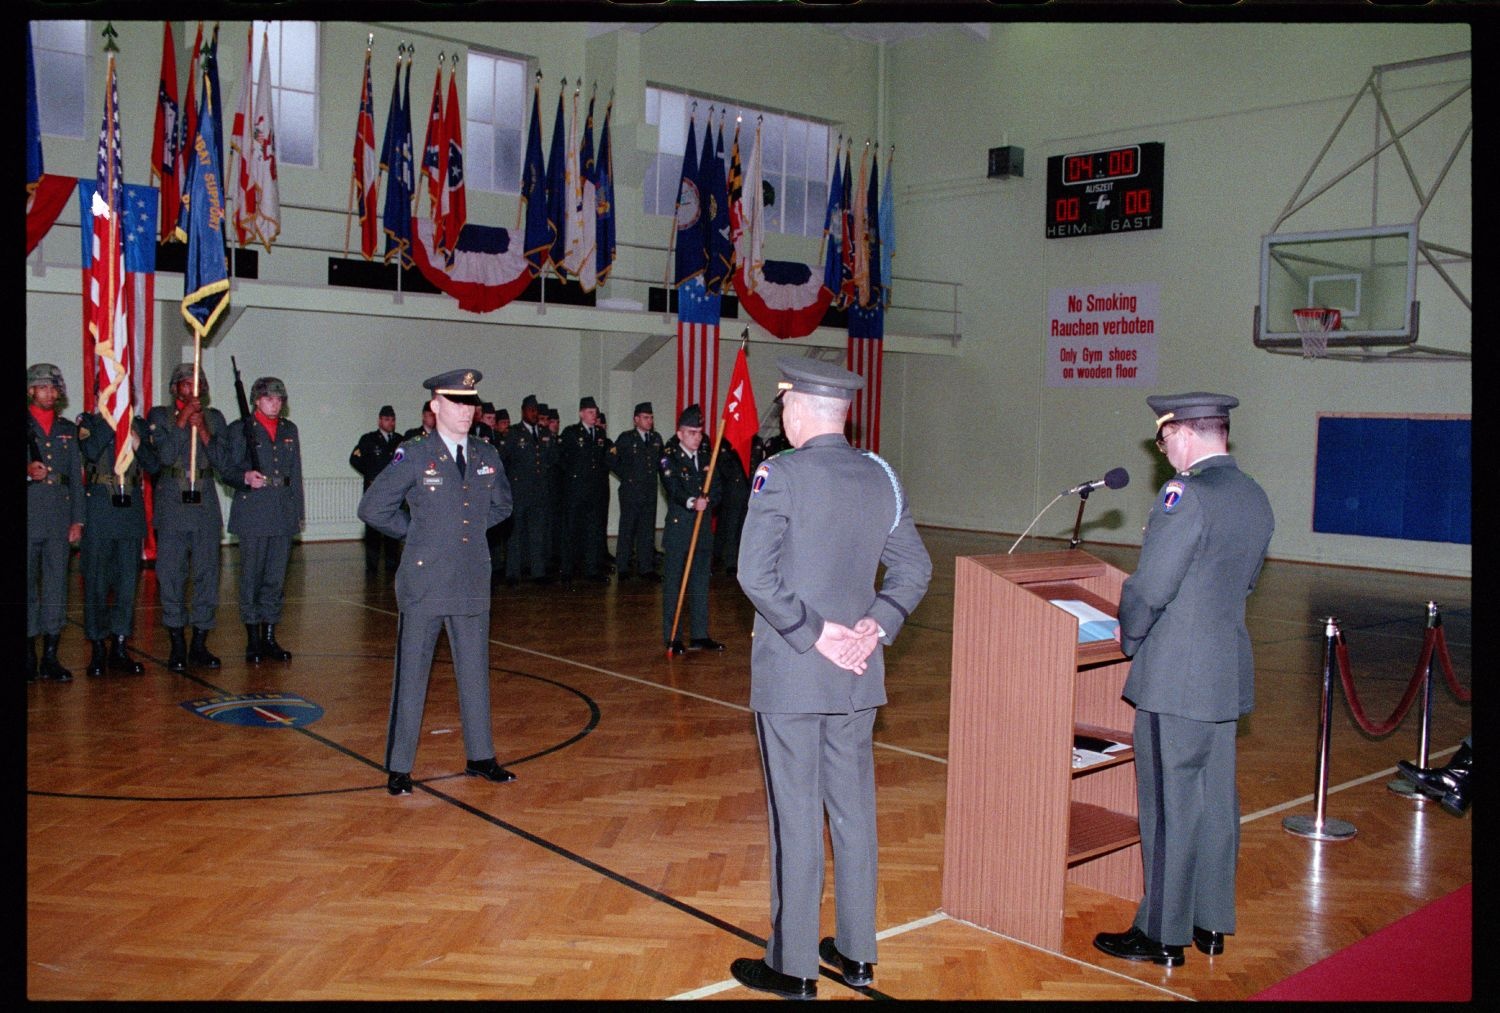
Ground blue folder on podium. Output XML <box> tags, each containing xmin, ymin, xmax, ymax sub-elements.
<box><xmin>1048</xmin><ymin>598</ymin><xmax>1120</xmax><ymax>644</ymax></box>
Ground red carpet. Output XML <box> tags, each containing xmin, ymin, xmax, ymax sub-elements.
<box><xmin>1250</xmin><ymin>883</ymin><xmax>1470</xmax><ymax>1001</ymax></box>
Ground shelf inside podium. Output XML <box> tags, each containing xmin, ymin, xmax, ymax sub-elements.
<box><xmin>1067</xmin><ymin>802</ymin><xmax>1140</xmax><ymax>865</ymax></box>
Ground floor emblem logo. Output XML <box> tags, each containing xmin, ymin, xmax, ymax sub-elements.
<box><xmin>181</xmin><ymin>692</ymin><xmax>324</xmax><ymax>728</ymax></box>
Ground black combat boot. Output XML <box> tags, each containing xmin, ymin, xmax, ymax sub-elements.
<box><xmin>39</xmin><ymin>634</ymin><xmax>73</xmax><ymax>682</ymax></box>
<box><xmin>86</xmin><ymin>639</ymin><xmax>108</xmax><ymax>678</ymax></box>
<box><xmin>244</xmin><ymin>623</ymin><xmax>264</xmax><ymax>664</ymax></box>
<box><xmin>189</xmin><ymin>627</ymin><xmax>221</xmax><ymax>669</ymax></box>
<box><xmin>27</xmin><ymin>637</ymin><xmax>39</xmax><ymax>683</ymax></box>
<box><xmin>166</xmin><ymin>626</ymin><xmax>188</xmax><ymax>673</ymax></box>
<box><xmin>107</xmin><ymin>635</ymin><xmax>145</xmax><ymax>675</ymax></box>
<box><xmin>261</xmin><ymin>623</ymin><xmax>292</xmax><ymax>662</ymax></box>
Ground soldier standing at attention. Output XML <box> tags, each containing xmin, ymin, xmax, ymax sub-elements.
<box><xmin>729</xmin><ymin>357</ymin><xmax>931</xmax><ymax>1000</ymax></box>
<box><xmin>1094</xmin><ymin>392</ymin><xmax>1273</xmax><ymax>968</ymax></box>
<box><xmin>77</xmin><ymin>405</ymin><xmax>160</xmax><ymax>677</ymax></box>
<box><xmin>658</xmin><ymin>405</ymin><xmax>724</xmax><ymax>656</ymax></box>
<box><xmin>349</xmin><ymin>405</ymin><xmax>404</xmax><ymax>575</ymax></box>
<box><xmin>148</xmin><ymin>362</ymin><xmax>231</xmax><ymax>674</ymax></box>
<box><xmin>500</xmin><ymin>394</ymin><xmax>556</xmax><ymax>585</ymax></box>
<box><xmin>224</xmin><ymin>377</ymin><xmax>305</xmax><ymax>664</ymax></box>
<box><xmin>558</xmin><ymin>396</ymin><xmax>613</xmax><ymax>587</ymax></box>
<box><xmin>26</xmin><ymin>363</ymin><xmax>86</xmax><ymax>682</ymax></box>
<box><xmin>608</xmin><ymin>402</ymin><xmax>664</xmax><ymax>582</ymax></box>
<box><xmin>403</xmin><ymin>403</ymin><xmax>436</xmax><ymax>440</ymax></box>
<box><xmin>358</xmin><ymin>369</ymin><xmax>514</xmax><ymax>796</ymax></box>
<box><xmin>711</xmin><ymin>434</ymin><xmax>750</xmax><ymax>576</ymax></box>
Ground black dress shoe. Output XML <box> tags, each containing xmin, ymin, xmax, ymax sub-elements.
<box><xmin>730</xmin><ymin>957</ymin><xmax>816</xmax><ymax>1000</ymax></box>
<box><xmin>464</xmin><ymin>757</ymin><xmax>517</xmax><ymax>783</ymax></box>
<box><xmin>1093</xmin><ymin>927</ymin><xmax>1184</xmax><ymax>967</ymax></box>
<box><xmin>819</xmin><ymin>936</ymin><xmax>874</xmax><ymax>987</ymax></box>
<box><xmin>689</xmin><ymin>637</ymin><xmax>725</xmax><ymax>651</ymax></box>
<box><xmin>667</xmin><ymin>640</ymin><xmax>686</xmax><ymax>657</ymax></box>
<box><xmin>1192</xmin><ymin>926</ymin><xmax>1225</xmax><ymax>956</ymax></box>
<box><xmin>387</xmin><ymin>771</ymin><xmax>413</xmax><ymax>795</ymax></box>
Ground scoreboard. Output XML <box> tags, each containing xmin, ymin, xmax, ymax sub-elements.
<box><xmin>1045</xmin><ymin>142</ymin><xmax>1163</xmax><ymax>239</ymax></box>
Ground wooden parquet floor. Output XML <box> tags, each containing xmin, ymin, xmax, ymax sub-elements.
<box><xmin>26</xmin><ymin>529</ymin><xmax>1471</xmax><ymax>1000</ymax></box>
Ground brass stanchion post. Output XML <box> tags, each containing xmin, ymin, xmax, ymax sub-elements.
<box><xmin>1283</xmin><ymin>617</ymin><xmax>1358</xmax><ymax>840</ymax></box>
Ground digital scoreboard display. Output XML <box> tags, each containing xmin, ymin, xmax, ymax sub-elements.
<box><xmin>1045</xmin><ymin>142</ymin><xmax>1163</xmax><ymax>238</ymax></box>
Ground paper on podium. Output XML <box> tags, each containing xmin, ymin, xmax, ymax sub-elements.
<box><xmin>1048</xmin><ymin>598</ymin><xmax>1120</xmax><ymax>644</ymax></box>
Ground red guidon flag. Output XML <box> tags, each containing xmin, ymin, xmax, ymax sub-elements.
<box><xmin>720</xmin><ymin>345</ymin><xmax>759</xmax><ymax>477</ymax></box>
<box><xmin>350</xmin><ymin>44</ymin><xmax>379</xmax><ymax>259</ymax></box>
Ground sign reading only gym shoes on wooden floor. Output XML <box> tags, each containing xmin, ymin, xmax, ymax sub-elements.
<box><xmin>180</xmin><ymin>692</ymin><xmax>324</xmax><ymax>728</ymax></box>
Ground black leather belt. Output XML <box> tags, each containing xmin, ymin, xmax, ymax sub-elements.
<box><xmin>91</xmin><ymin>474</ymin><xmax>141</xmax><ymax>488</ymax></box>
<box><xmin>163</xmin><ymin>465</ymin><xmax>212</xmax><ymax>480</ymax></box>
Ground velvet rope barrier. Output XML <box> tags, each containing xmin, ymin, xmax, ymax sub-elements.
<box><xmin>1333</xmin><ymin>627</ymin><xmax>1434</xmax><ymax>737</ymax></box>
<box><xmin>1434</xmin><ymin>625</ymin><xmax>1470</xmax><ymax>702</ymax></box>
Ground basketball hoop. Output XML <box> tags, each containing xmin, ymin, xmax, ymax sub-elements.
<box><xmin>1292</xmin><ymin>307</ymin><xmax>1342</xmax><ymax>359</ymax></box>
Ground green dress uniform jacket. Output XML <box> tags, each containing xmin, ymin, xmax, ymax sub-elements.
<box><xmin>78</xmin><ymin>414</ymin><xmax>161</xmax><ymax>639</ymax></box>
<box><xmin>27</xmin><ymin>410</ymin><xmax>86</xmax><ymax>637</ymax></box>
<box><xmin>1116</xmin><ymin>454</ymin><xmax>1274</xmax><ymax>949</ymax></box>
<box><xmin>558</xmin><ymin>422</ymin><xmax>613</xmax><ymax>578</ymax></box>
<box><xmin>358</xmin><ymin>432</ymin><xmax>513</xmax><ymax>774</ymax></box>
<box><xmin>734</xmin><ymin>432</ymin><xmax>932</xmax><ymax>980</ymax></box>
<box><xmin>499</xmin><ymin>421</ymin><xmax>556</xmax><ymax>579</ymax></box>
<box><xmin>609</xmin><ymin>427</ymin><xmax>664</xmax><ymax>576</ymax></box>
<box><xmin>658</xmin><ymin>435</ymin><xmax>722</xmax><ymax>643</ymax></box>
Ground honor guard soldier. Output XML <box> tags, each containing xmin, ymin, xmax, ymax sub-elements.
<box><xmin>349</xmin><ymin>405</ymin><xmax>404</xmax><ymax>574</ymax></box>
<box><xmin>658</xmin><ymin>404</ymin><xmax>724</xmax><ymax>655</ymax></box>
<box><xmin>148</xmin><ymin>362</ymin><xmax>232</xmax><ymax>673</ymax></box>
<box><xmin>26</xmin><ymin>363</ymin><xmax>86</xmax><ymax>682</ymax></box>
<box><xmin>558</xmin><ymin>396</ymin><xmax>614</xmax><ymax>586</ymax></box>
<box><xmin>77</xmin><ymin>405</ymin><xmax>161</xmax><ymax>677</ymax></box>
<box><xmin>1094</xmin><ymin>392</ymin><xmax>1274</xmax><ymax>968</ymax></box>
<box><xmin>608</xmin><ymin>402</ymin><xmax>665</xmax><ymax>582</ymax></box>
<box><xmin>500</xmin><ymin>394</ymin><xmax>557</xmax><ymax>584</ymax></box>
<box><xmin>729</xmin><ymin>357</ymin><xmax>931</xmax><ymax>999</ymax></box>
<box><xmin>358</xmin><ymin>368</ymin><xmax>515</xmax><ymax>795</ymax></box>
<box><xmin>225</xmin><ymin>377</ymin><xmax>305</xmax><ymax>664</ymax></box>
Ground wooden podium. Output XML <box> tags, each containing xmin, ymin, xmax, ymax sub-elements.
<box><xmin>941</xmin><ymin>550</ymin><xmax>1142</xmax><ymax>952</ymax></box>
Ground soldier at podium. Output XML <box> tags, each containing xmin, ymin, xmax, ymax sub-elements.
<box><xmin>1093</xmin><ymin>392</ymin><xmax>1274</xmax><ymax>968</ymax></box>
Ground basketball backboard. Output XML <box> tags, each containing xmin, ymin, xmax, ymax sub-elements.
<box><xmin>1254</xmin><ymin>224</ymin><xmax>1418</xmax><ymax>350</ymax></box>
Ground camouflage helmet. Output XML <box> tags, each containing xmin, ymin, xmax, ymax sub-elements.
<box><xmin>27</xmin><ymin>362</ymin><xmax>65</xmax><ymax>396</ymax></box>
<box><xmin>251</xmin><ymin>376</ymin><xmax>287</xmax><ymax>400</ymax></box>
<box><xmin>169</xmin><ymin>361</ymin><xmax>208</xmax><ymax>392</ymax></box>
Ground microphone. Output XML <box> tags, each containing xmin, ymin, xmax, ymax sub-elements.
<box><xmin>1061</xmin><ymin>467</ymin><xmax>1129</xmax><ymax>497</ymax></box>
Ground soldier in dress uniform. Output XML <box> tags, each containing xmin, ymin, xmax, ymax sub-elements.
<box><xmin>711</xmin><ymin>435</ymin><xmax>750</xmax><ymax>576</ymax></box>
<box><xmin>1093</xmin><ymin>392</ymin><xmax>1274</xmax><ymax>969</ymax></box>
<box><xmin>729</xmin><ymin>357</ymin><xmax>931</xmax><ymax>1000</ymax></box>
<box><xmin>348</xmin><ymin>405</ymin><xmax>404</xmax><ymax>574</ymax></box>
<box><xmin>543</xmin><ymin>405</ymin><xmax>565</xmax><ymax>576</ymax></box>
<box><xmin>500</xmin><ymin>394</ymin><xmax>556</xmax><ymax>584</ymax></box>
<box><xmin>658</xmin><ymin>405</ymin><xmax>724</xmax><ymax>655</ymax></box>
<box><xmin>147</xmin><ymin>362</ymin><xmax>232</xmax><ymax>673</ymax></box>
<box><xmin>475</xmin><ymin>401</ymin><xmax>508</xmax><ymax>582</ymax></box>
<box><xmin>26</xmin><ymin>363</ymin><xmax>85</xmax><ymax>682</ymax></box>
<box><xmin>357</xmin><ymin>368</ymin><xmax>515</xmax><ymax>796</ymax></box>
<box><xmin>224</xmin><ymin>377</ymin><xmax>305</xmax><ymax>664</ymax></box>
<box><xmin>77</xmin><ymin>405</ymin><xmax>160</xmax><ymax>677</ymax></box>
<box><xmin>469</xmin><ymin>401</ymin><xmax>495</xmax><ymax>442</ymax></box>
<box><xmin>403</xmin><ymin>403</ymin><xmax>436</xmax><ymax>440</ymax></box>
<box><xmin>558</xmin><ymin>396</ymin><xmax>613</xmax><ymax>587</ymax></box>
<box><xmin>608</xmin><ymin>402</ymin><xmax>664</xmax><ymax>582</ymax></box>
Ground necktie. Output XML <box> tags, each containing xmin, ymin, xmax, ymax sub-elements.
<box><xmin>456</xmin><ymin>443</ymin><xmax>466</xmax><ymax>479</ymax></box>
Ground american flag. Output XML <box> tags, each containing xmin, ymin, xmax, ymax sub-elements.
<box><xmin>86</xmin><ymin>54</ymin><xmax>134</xmax><ymax>477</ymax></box>
<box><xmin>351</xmin><ymin>45</ymin><xmax>378</xmax><ymax>259</ymax></box>
<box><xmin>677</xmin><ymin>277</ymin><xmax>721</xmax><ymax>440</ymax></box>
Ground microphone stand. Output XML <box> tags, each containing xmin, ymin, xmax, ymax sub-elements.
<box><xmin>1068</xmin><ymin>486</ymin><xmax>1094</xmax><ymax>549</ymax></box>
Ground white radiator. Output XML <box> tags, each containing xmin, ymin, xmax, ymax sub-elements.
<box><xmin>302</xmin><ymin>476</ymin><xmax>365</xmax><ymax>542</ymax></box>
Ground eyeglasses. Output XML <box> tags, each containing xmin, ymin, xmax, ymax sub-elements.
<box><xmin>1154</xmin><ymin>426</ymin><xmax>1177</xmax><ymax>452</ymax></box>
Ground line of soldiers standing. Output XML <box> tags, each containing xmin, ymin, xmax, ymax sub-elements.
<box><xmin>26</xmin><ymin>360</ymin><xmax>304</xmax><ymax>683</ymax></box>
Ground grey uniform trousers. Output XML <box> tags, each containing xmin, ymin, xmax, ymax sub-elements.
<box><xmin>1132</xmin><ymin>709</ymin><xmax>1240</xmax><ymax>947</ymax></box>
<box><xmin>386</xmin><ymin>610</ymin><xmax>496</xmax><ymax>775</ymax></box>
<box><xmin>237</xmin><ymin>535</ymin><xmax>292</xmax><ymax>624</ymax></box>
<box><xmin>754</xmin><ymin>708</ymin><xmax>880</xmax><ymax>980</ymax></box>
<box><xmin>155</xmin><ymin>525</ymin><xmax>222</xmax><ymax>629</ymax></box>
<box><xmin>27</xmin><ymin>535</ymin><xmax>71</xmax><ymax>637</ymax></box>
<box><xmin>82</xmin><ymin>535</ymin><xmax>143</xmax><ymax>639</ymax></box>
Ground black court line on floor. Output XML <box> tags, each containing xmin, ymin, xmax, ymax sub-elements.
<box><xmin>31</xmin><ymin>635</ymin><xmax>894</xmax><ymax>1000</ymax></box>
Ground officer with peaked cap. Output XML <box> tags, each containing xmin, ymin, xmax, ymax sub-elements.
<box><xmin>349</xmin><ymin>405</ymin><xmax>404</xmax><ymax>574</ymax></box>
<box><xmin>1094</xmin><ymin>392</ymin><xmax>1274</xmax><ymax>968</ymax></box>
<box><xmin>729</xmin><ymin>356</ymin><xmax>932</xmax><ymax>999</ymax></box>
<box><xmin>559</xmin><ymin>396</ymin><xmax>613</xmax><ymax>586</ymax></box>
<box><xmin>609</xmin><ymin>401</ymin><xmax>665</xmax><ymax>581</ymax></box>
<box><xmin>500</xmin><ymin>393</ymin><xmax>557</xmax><ymax>584</ymax></box>
<box><xmin>224</xmin><ymin>376</ymin><xmax>304</xmax><ymax>664</ymax></box>
<box><xmin>358</xmin><ymin>368</ymin><xmax>515</xmax><ymax>795</ymax></box>
<box><xmin>27</xmin><ymin>363</ymin><xmax>86</xmax><ymax>682</ymax></box>
<box><xmin>77</xmin><ymin>388</ymin><xmax>161</xmax><ymax>677</ymax></box>
<box><xmin>147</xmin><ymin>361</ymin><xmax>233</xmax><ymax>673</ymax></box>
<box><xmin>658</xmin><ymin>404</ymin><xmax>723</xmax><ymax>653</ymax></box>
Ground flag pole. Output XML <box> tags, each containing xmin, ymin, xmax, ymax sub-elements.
<box><xmin>668</xmin><ymin>326</ymin><xmax>749</xmax><ymax>653</ymax></box>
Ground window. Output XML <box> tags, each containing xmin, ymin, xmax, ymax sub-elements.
<box><xmin>465</xmin><ymin>49</ymin><xmax>528</xmax><ymax>195</ymax></box>
<box><xmin>32</xmin><ymin>20</ymin><xmax>89</xmax><ymax>140</ymax></box>
<box><xmin>252</xmin><ymin>21</ymin><xmax>318</xmax><ymax>168</ymax></box>
<box><xmin>644</xmin><ymin>85</ymin><xmax>832</xmax><ymax>239</ymax></box>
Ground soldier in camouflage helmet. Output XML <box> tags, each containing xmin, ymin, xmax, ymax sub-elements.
<box><xmin>27</xmin><ymin>363</ymin><xmax>85</xmax><ymax>682</ymax></box>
